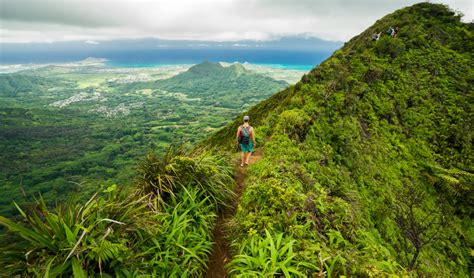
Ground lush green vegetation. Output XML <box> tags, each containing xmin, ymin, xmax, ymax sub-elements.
<box><xmin>208</xmin><ymin>3</ymin><xmax>473</xmax><ymax>276</ymax></box>
<box><xmin>1</xmin><ymin>3</ymin><xmax>472</xmax><ymax>277</ymax></box>
<box><xmin>0</xmin><ymin>150</ymin><xmax>234</xmax><ymax>276</ymax></box>
<box><xmin>0</xmin><ymin>62</ymin><xmax>287</xmax><ymax>217</ymax></box>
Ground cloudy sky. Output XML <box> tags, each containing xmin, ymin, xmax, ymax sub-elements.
<box><xmin>0</xmin><ymin>0</ymin><xmax>472</xmax><ymax>43</ymax></box>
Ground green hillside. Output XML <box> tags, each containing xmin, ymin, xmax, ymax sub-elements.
<box><xmin>208</xmin><ymin>3</ymin><xmax>473</xmax><ymax>276</ymax></box>
<box><xmin>0</xmin><ymin>62</ymin><xmax>288</xmax><ymax>219</ymax></box>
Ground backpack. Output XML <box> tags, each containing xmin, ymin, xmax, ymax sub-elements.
<box><xmin>239</xmin><ymin>126</ymin><xmax>251</xmax><ymax>145</ymax></box>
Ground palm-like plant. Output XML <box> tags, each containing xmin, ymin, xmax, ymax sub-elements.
<box><xmin>422</xmin><ymin>163</ymin><xmax>473</xmax><ymax>197</ymax></box>
<box><xmin>0</xmin><ymin>188</ymin><xmax>155</xmax><ymax>276</ymax></box>
<box><xmin>136</xmin><ymin>187</ymin><xmax>216</xmax><ymax>276</ymax></box>
<box><xmin>227</xmin><ymin>229</ymin><xmax>318</xmax><ymax>277</ymax></box>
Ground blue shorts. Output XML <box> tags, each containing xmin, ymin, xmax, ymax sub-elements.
<box><xmin>240</xmin><ymin>143</ymin><xmax>253</xmax><ymax>153</ymax></box>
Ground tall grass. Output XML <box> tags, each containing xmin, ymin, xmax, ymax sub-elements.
<box><xmin>0</xmin><ymin>188</ymin><xmax>154</xmax><ymax>276</ymax></box>
<box><xmin>0</xmin><ymin>149</ymin><xmax>234</xmax><ymax>276</ymax></box>
<box><xmin>136</xmin><ymin>146</ymin><xmax>184</xmax><ymax>205</ymax></box>
<box><xmin>136</xmin><ymin>147</ymin><xmax>235</xmax><ymax>210</ymax></box>
<box><xmin>0</xmin><ymin>186</ymin><xmax>221</xmax><ymax>276</ymax></box>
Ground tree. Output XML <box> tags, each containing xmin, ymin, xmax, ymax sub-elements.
<box><xmin>393</xmin><ymin>183</ymin><xmax>446</xmax><ymax>271</ymax></box>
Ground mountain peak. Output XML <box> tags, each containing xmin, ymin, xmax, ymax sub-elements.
<box><xmin>187</xmin><ymin>61</ymin><xmax>224</xmax><ymax>74</ymax></box>
<box><xmin>154</xmin><ymin>60</ymin><xmax>287</xmax><ymax>101</ymax></box>
<box><xmin>183</xmin><ymin>61</ymin><xmax>251</xmax><ymax>78</ymax></box>
<box><xmin>227</xmin><ymin>63</ymin><xmax>248</xmax><ymax>75</ymax></box>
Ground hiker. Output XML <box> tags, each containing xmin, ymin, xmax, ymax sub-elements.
<box><xmin>387</xmin><ymin>26</ymin><xmax>394</xmax><ymax>36</ymax></box>
<box><xmin>236</xmin><ymin>115</ymin><xmax>256</xmax><ymax>167</ymax></box>
<box><xmin>372</xmin><ymin>32</ymin><xmax>382</xmax><ymax>41</ymax></box>
<box><xmin>372</xmin><ymin>33</ymin><xmax>378</xmax><ymax>41</ymax></box>
<box><xmin>392</xmin><ymin>26</ymin><xmax>399</xmax><ymax>37</ymax></box>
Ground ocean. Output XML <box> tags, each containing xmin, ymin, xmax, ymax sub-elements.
<box><xmin>0</xmin><ymin>48</ymin><xmax>333</xmax><ymax>70</ymax></box>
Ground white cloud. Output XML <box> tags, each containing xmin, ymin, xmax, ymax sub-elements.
<box><xmin>0</xmin><ymin>0</ymin><xmax>472</xmax><ymax>43</ymax></box>
<box><xmin>232</xmin><ymin>43</ymin><xmax>249</xmax><ymax>47</ymax></box>
<box><xmin>85</xmin><ymin>40</ymin><xmax>99</xmax><ymax>45</ymax></box>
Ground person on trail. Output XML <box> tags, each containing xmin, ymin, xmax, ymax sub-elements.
<box><xmin>372</xmin><ymin>32</ymin><xmax>382</xmax><ymax>41</ymax></box>
<box><xmin>393</xmin><ymin>26</ymin><xmax>399</xmax><ymax>37</ymax></box>
<box><xmin>372</xmin><ymin>33</ymin><xmax>378</xmax><ymax>41</ymax></box>
<box><xmin>236</xmin><ymin>115</ymin><xmax>256</xmax><ymax>167</ymax></box>
<box><xmin>387</xmin><ymin>26</ymin><xmax>394</xmax><ymax>36</ymax></box>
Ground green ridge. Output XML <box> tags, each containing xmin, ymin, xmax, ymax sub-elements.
<box><xmin>209</xmin><ymin>3</ymin><xmax>473</xmax><ymax>276</ymax></box>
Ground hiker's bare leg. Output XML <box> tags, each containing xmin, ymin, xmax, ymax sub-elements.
<box><xmin>245</xmin><ymin>151</ymin><xmax>252</xmax><ymax>164</ymax></box>
<box><xmin>241</xmin><ymin>152</ymin><xmax>245</xmax><ymax>165</ymax></box>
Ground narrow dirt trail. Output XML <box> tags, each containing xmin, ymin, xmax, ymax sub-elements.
<box><xmin>206</xmin><ymin>149</ymin><xmax>263</xmax><ymax>278</ymax></box>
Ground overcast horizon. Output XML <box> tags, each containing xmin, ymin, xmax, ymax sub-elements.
<box><xmin>0</xmin><ymin>0</ymin><xmax>472</xmax><ymax>45</ymax></box>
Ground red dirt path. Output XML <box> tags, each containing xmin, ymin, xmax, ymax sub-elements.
<box><xmin>205</xmin><ymin>149</ymin><xmax>263</xmax><ymax>278</ymax></box>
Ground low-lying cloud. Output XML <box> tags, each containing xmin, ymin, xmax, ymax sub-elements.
<box><xmin>0</xmin><ymin>0</ymin><xmax>472</xmax><ymax>43</ymax></box>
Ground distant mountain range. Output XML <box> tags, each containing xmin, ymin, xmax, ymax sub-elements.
<box><xmin>0</xmin><ymin>36</ymin><xmax>342</xmax><ymax>52</ymax></box>
<box><xmin>0</xmin><ymin>36</ymin><xmax>342</xmax><ymax>66</ymax></box>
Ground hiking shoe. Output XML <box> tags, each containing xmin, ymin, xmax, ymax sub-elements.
<box><xmin>240</xmin><ymin>163</ymin><xmax>244</xmax><ymax>167</ymax></box>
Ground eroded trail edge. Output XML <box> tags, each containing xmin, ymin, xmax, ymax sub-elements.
<box><xmin>206</xmin><ymin>149</ymin><xmax>263</xmax><ymax>278</ymax></box>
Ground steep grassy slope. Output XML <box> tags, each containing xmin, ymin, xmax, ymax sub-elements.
<box><xmin>209</xmin><ymin>3</ymin><xmax>473</xmax><ymax>276</ymax></box>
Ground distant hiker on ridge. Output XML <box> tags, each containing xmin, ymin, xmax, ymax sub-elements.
<box><xmin>387</xmin><ymin>26</ymin><xmax>394</xmax><ymax>36</ymax></box>
<box><xmin>372</xmin><ymin>32</ymin><xmax>382</xmax><ymax>41</ymax></box>
<box><xmin>372</xmin><ymin>33</ymin><xmax>377</xmax><ymax>41</ymax></box>
<box><xmin>393</xmin><ymin>26</ymin><xmax>399</xmax><ymax>37</ymax></box>
<box><xmin>236</xmin><ymin>115</ymin><xmax>256</xmax><ymax>167</ymax></box>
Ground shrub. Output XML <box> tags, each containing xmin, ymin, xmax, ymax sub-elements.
<box><xmin>375</xmin><ymin>36</ymin><xmax>406</xmax><ymax>58</ymax></box>
<box><xmin>276</xmin><ymin>109</ymin><xmax>312</xmax><ymax>142</ymax></box>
